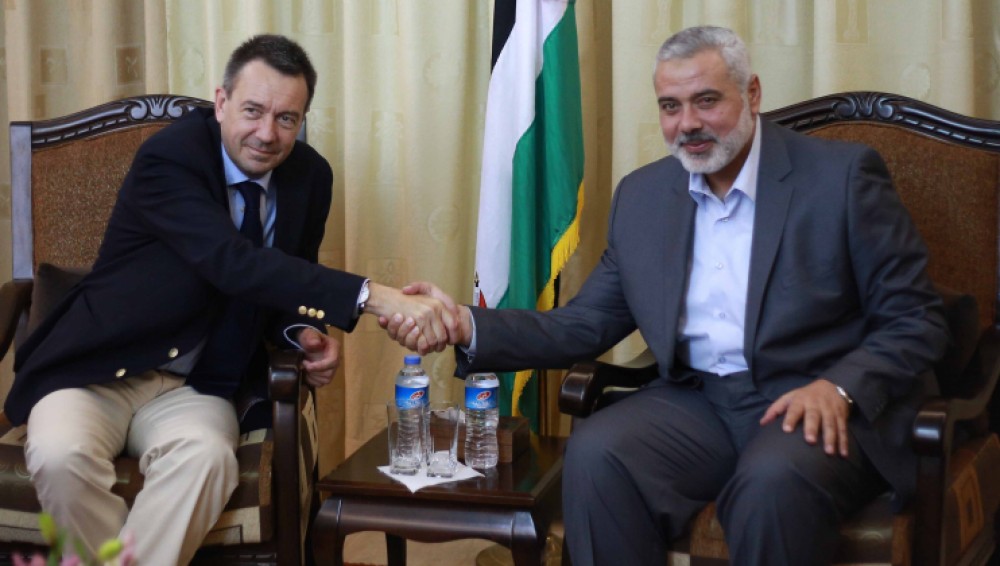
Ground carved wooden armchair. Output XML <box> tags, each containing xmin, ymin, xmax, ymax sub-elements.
<box><xmin>0</xmin><ymin>96</ymin><xmax>319</xmax><ymax>566</ymax></box>
<box><xmin>559</xmin><ymin>92</ymin><xmax>1000</xmax><ymax>566</ymax></box>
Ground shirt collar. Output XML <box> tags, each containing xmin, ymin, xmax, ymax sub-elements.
<box><xmin>221</xmin><ymin>143</ymin><xmax>273</xmax><ymax>192</ymax></box>
<box><xmin>688</xmin><ymin>115</ymin><xmax>762</xmax><ymax>203</ymax></box>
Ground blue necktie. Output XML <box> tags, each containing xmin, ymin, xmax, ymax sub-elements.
<box><xmin>235</xmin><ymin>181</ymin><xmax>264</xmax><ymax>247</ymax></box>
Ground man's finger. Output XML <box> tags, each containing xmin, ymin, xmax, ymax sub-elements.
<box><xmin>405</xmin><ymin>325</ymin><xmax>421</xmax><ymax>351</ymax></box>
<box><xmin>821</xmin><ymin>408</ymin><xmax>837</xmax><ymax>454</ymax></box>
<box><xmin>838</xmin><ymin>416</ymin><xmax>850</xmax><ymax>457</ymax></box>
<box><xmin>393</xmin><ymin>317</ymin><xmax>415</xmax><ymax>344</ymax></box>
<box><xmin>782</xmin><ymin>401</ymin><xmax>806</xmax><ymax>434</ymax></box>
<box><xmin>760</xmin><ymin>397</ymin><xmax>788</xmax><ymax>425</ymax></box>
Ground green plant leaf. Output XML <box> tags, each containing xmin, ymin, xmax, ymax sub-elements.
<box><xmin>97</xmin><ymin>538</ymin><xmax>123</xmax><ymax>562</ymax></box>
<box><xmin>38</xmin><ymin>513</ymin><xmax>58</xmax><ymax>545</ymax></box>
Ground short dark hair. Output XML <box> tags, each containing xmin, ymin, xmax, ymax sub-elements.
<box><xmin>223</xmin><ymin>34</ymin><xmax>317</xmax><ymax>110</ymax></box>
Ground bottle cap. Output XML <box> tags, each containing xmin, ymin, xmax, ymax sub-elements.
<box><xmin>404</xmin><ymin>355</ymin><xmax>421</xmax><ymax>365</ymax></box>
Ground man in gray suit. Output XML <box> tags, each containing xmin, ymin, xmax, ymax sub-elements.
<box><xmin>384</xmin><ymin>26</ymin><xmax>947</xmax><ymax>565</ymax></box>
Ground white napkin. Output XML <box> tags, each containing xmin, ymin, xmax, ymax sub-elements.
<box><xmin>377</xmin><ymin>463</ymin><xmax>483</xmax><ymax>493</ymax></box>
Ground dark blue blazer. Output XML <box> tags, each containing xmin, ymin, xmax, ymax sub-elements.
<box><xmin>5</xmin><ymin>108</ymin><xmax>365</xmax><ymax>425</ymax></box>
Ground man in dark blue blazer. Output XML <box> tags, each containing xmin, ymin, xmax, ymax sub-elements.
<box><xmin>385</xmin><ymin>27</ymin><xmax>949</xmax><ymax>565</ymax></box>
<box><xmin>6</xmin><ymin>35</ymin><xmax>455</xmax><ymax>565</ymax></box>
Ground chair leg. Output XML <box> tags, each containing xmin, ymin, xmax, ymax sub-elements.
<box><xmin>386</xmin><ymin>533</ymin><xmax>406</xmax><ymax>566</ymax></box>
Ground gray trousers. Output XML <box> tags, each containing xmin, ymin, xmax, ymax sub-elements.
<box><xmin>562</xmin><ymin>371</ymin><xmax>886</xmax><ymax>566</ymax></box>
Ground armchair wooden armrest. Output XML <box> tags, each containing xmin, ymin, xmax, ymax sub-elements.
<box><xmin>912</xmin><ymin>326</ymin><xmax>1000</xmax><ymax>565</ymax></box>
<box><xmin>914</xmin><ymin>326</ymin><xmax>1000</xmax><ymax>457</ymax></box>
<box><xmin>267</xmin><ymin>348</ymin><xmax>311</xmax><ymax>566</ymax></box>
<box><xmin>559</xmin><ymin>349</ymin><xmax>659</xmax><ymax>418</ymax></box>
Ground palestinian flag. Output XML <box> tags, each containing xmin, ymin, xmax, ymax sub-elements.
<box><xmin>473</xmin><ymin>0</ymin><xmax>585</xmax><ymax>430</ymax></box>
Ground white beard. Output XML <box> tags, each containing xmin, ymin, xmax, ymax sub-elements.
<box><xmin>667</xmin><ymin>98</ymin><xmax>755</xmax><ymax>175</ymax></box>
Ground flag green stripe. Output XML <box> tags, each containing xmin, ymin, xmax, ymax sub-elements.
<box><xmin>500</xmin><ymin>3</ymin><xmax>584</xmax><ymax>311</ymax></box>
<box><xmin>497</xmin><ymin>3</ymin><xmax>584</xmax><ymax>426</ymax></box>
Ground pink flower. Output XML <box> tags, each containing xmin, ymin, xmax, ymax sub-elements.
<box><xmin>118</xmin><ymin>531</ymin><xmax>136</xmax><ymax>566</ymax></box>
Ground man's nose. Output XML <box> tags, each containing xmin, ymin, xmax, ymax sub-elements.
<box><xmin>255</xmin><ymin>115</ymin><xmax>277</xmax><ymax>143</ymax></box>
<box><xmin>679</xmin><ymin>106</ymin><xmax>702</xmax><ymax>133</ymax></box>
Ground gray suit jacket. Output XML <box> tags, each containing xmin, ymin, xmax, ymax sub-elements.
<box><xmin>459</xmin><ymin>119</ymin><xmax>948</xmax><ymax>505</ymax></box>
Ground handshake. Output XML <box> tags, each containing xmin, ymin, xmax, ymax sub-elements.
<box><xmin>365</xmin><ymin>281</ymin><xmax>472</xmax><ymax>355</ymax></box>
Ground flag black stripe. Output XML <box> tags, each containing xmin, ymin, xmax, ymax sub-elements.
<box><xmin>491</xmin><ymin>0</ymin><xmax>516</xmax><ymax>71</ymax></box>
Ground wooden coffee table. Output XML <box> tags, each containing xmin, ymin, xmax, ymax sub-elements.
<box><xmin>311</xmin><ymin>431</ymin><xmax>565</xmax><ymax>566</ymax></box>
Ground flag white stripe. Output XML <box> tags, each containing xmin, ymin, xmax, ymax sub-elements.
<box><xmin>475</xmin><ymin>0</ymin><xmax>569</xmax><ymax>308</ymax></box>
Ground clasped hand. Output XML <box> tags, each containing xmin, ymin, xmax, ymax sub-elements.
<box><xmin>367</xmin><ymin>281</ymin><xmax>469</xmax><ymax>354</ymax></box>
<box><xmin>294</xmin><ymin>281</ymin><xmax>463</xmax><ymax>387</ymax></box>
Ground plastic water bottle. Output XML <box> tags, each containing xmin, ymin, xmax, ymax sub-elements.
<box><xmin>394</xmin><ymin>355</ymin><xmax>429</xmax><ymax>473</ymax></box>
<box><xmin>464</xmin><ymin>373</ymin><xmax>499</xmax><ymax>469</ymax></box>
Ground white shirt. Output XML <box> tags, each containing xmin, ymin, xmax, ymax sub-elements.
<box><xmin>676</xmin><ymin>117</ymin><xmax>762</xmax><ymax>375</ymax></box>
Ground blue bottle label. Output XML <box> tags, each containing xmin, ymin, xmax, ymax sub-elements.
<box><xmin>465</xmin><ymin>386</ymin><xmax>499</xmax><ymax>410</ymax></box>
<box><xmin>396</xmin><ymin>385</ymin><xmax>428</xmax><ymax>409</ymax></box>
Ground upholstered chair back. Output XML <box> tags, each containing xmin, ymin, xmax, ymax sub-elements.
<box><xmin>806</xmin><ymin>122</ymin><xmax>999</xmax><ymax>331</ymax></box>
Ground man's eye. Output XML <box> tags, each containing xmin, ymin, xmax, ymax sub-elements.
<box><xmin>243</xmin><ymin>108</ymin><xmax>260</xmax><ymax>118</ymax></box>
<box><xmin>697</xmin><ymin>97</ymin><xmax>717</xmax><ymax>108</ymax></box>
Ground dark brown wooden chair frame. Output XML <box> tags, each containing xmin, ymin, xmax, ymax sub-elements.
<box><xmin>0</xmin><ymin>95</ymin><xmax>316</xmax><ymax>566</ymax></box>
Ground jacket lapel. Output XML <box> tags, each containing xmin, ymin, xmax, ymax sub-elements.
<box><xmin>205</xmin><ymin>113</ymin><xmax>230</xmax><ymax>205</ymax></box>
<box><xmin>270</xmin><ymin>154</ymin><xmax>305</xmax><ymax>254</ymax></box>
<box><xmin>661</xmin><ymin>164</ymin><xmax>696</xmax><ymax>359</ymax></box>
<box><xmin>744</xmin><ymin>120</ymin><xmax>794</xmax><ymax>374</ymax></box>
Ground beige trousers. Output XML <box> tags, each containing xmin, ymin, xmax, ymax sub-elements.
<box><xmin>25</xmin><ymin>371</ymin><xmax>240</xmax><ymax>566</ymax></box>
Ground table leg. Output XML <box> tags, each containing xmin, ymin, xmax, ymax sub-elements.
<box><xmin>312</xmin><ymin>499</ymin><xmax>346</xmax><ymax>566</ymax></box>
<box><xmin>386</xmin><ymin>533</ymin><xmax>407</xmax><ymax>566</ymax></box>
<box><xmin>509</xmin><ymin>511</ymin><xmax>546</xmax><ymax>566</ymax></box>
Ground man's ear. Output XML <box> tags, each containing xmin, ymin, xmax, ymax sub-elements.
<box><xmin>747</xmin><ymin>74</ymin><xmax>762</xmax><ymax>114</ymax></box>
<box><xmin>214</xmin><ymin>87</ymin><xmax>227</xmax><ymax>122</ymax></box>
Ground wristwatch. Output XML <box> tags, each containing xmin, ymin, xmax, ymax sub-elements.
<box><xmin>835</xmin><ymin>385</ymin><xmax>855</xmax><ymax>412</ymax></box>
<box><xmin>356</xmin><ymin>280</ymin><xmax>370</xmax><ymax>316</ymax></box>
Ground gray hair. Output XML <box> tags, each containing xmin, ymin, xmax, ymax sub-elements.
<box><xmin>655</xmin><ymin>26</ymin><xmax>751</xmax><ymax>89</ymax></box>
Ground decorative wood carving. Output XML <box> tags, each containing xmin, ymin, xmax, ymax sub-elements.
<box><xmin>763</xmin><ymin>91</ymin><xmax>1000</xmax><ymax>151</ymax></box>
<box><xmin>19</xmin><ymin>95</ymin><xmax>212</xmax><ymax>148</ymax></box>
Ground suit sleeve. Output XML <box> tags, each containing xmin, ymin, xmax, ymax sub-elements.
<box><xmin>264</xmin><ymin>156</ymin><xmax>338</xmax><ymax>346</ymax></box>
<box><xmin>458</xmin><ymin>186</ymin><xmax>638</xmax><ymax>374</ymax></box>
<box><xmin>822</xmin><ymin>147</ymin><xmax>948</xmax><ymax>422</ymax></box>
